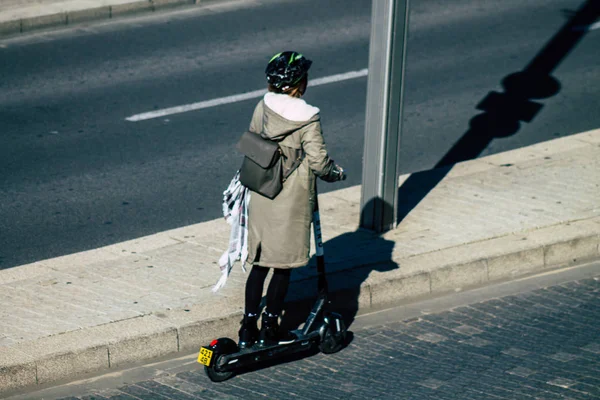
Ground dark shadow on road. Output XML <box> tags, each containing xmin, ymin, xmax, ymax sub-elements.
<box><xmin>281</xmin><ymin>198</ymin><xmax>399</xmax><ymax>335</ymax></box>
<box><xmin>397</xmin><ymin>0</ymin><xmax>600</xmax><ymax>223</ymax></box>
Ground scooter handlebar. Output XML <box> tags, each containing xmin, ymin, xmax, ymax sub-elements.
<box><xmin>333</xmin><ymin>165</ymin><xmax>346</xmax><ymax>181</ymax></box>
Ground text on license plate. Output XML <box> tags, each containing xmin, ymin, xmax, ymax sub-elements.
<box><xmin>197</xmin><ymin>347</ymin><xmax>213</xmax><ymax>366</ymax></box>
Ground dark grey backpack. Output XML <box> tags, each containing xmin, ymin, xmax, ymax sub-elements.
<box><xmin>236</xmin><ymin>131</ymin><xmax>303</xmax><ymax>199</ymax></box>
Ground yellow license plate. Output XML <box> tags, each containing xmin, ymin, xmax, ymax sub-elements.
<box><xmin>197</xmin><ymin>347</ymin><xmax>213</xmax><ymax>366</ymax></box>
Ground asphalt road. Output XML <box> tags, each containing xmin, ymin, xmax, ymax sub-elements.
<box><xmin>1</xmin><ymin>0</ymin><xmax>599</xmax><ymax>269</ymax></box>
<box><xmin>8</xmin><ymin>262</ymin><xmax>600</xmax><ymax>399</ymax></box>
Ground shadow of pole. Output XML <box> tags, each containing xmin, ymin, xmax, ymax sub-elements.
<box><xmin>397</xmin><ymin>0</ymin><xmax>600</xmax><ymax>222</ymax></box>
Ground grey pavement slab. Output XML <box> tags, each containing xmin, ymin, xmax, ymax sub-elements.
<box><xmin>0</xmin><ymin>128</ymin><xmax>599</xmax><ymax>395</ymax></box>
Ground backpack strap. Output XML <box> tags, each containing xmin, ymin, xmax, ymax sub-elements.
<box><xmin>258</xmin><ymin>105</ymin><xmax>305</xmax><ymax>183</ymax></box>
<box><xmin>282</xmin><ymin>148</ymin><xmax>305</xmax><ymax>182</ymax></box>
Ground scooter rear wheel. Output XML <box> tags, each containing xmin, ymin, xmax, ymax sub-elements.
<box><xmin>205</xmin><ymin>362</ymin><xmax>234</xmax><ymax>382</ymax></box>
<box><xmin>202</xmin><ymin>338</ymin><xmax>238</xmax><ymax>382</ymax></box>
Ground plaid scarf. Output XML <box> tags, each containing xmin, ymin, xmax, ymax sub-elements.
<box><xmin>214</xmin><ymin>170</ymin><xmax>250</xmax><ymax>292</ymax></box>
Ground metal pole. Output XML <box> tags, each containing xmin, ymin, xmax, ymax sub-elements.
<box><xmin>360</xmin><ymin>0</ymin><xmax>410</xmax><ymax>232</ymax></box>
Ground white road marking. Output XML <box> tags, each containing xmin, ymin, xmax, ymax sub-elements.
<box><xmin>589</xmin><ymin>21</ymin><xmax>600</xmax><ymax>30</ymax></box>
<box><xmin>573</xmin><ymin>21</ymin><xmax>600</xmax><ymax>31</ymax></box>
<box><xmin>125</xmin><ymin>68</ymin><xmax>368</xmax><ymax>122</ymax></box>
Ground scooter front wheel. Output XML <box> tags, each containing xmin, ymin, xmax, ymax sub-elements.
<box><xmin>319</xmin><ymin>319</ymin><xmax>347</xmax><ymax>354</ymax></box>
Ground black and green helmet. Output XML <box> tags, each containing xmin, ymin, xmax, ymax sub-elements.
<box><xmin>265</xmin><ymin>51</ymin><xmax>312</xmax><ymax>89</ymax></box>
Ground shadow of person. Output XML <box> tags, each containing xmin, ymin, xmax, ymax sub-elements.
<box><xmin>228</xmin><ymin>199</ymin><xmax>396</xmax><ymax>375</ymax></box>
<box><xmin>280</xmin><ymin>198</ymin><xmax>399</xmax><ymax>335</ymax></box>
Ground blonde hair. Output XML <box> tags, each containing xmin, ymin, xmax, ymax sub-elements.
<box><xmin>285</xmin><ymin>85</ymin><xmax>304</xmax><ymax>98</ymax></box>
<box><xmin>267</xmin><ymin>75</ymin><xmax>307</xmax><ymax>98</ymax></box>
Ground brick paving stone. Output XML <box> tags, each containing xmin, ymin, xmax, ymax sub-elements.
<box><xmin>480</xmin><ymin>302</ymin><xmax>575</xmax><ymax>337</ymax></box>
<box><xmin>501</xmin><ymin>295</ymin><xmax>542</xmax><ymax>311</ymax></box>
<box><xmin>275</xmin><ymin>379</ymin><xmax>339</xmax><ymax>399</ymax></box>
<box><xmin>507</xmin><ymin>366</ymin><xmax>536</xmax><ymax>378</ymax></box>
<box><xmin>413</xmin><ymin>320</ymin><xmax>471</xmax><ymax>341</ymax></box>
<box><xmin>436</xmin><ymin>311</ymin><xmax>491</xmax><ymax>332</ymax></box>
<box><xmin>567</xmin><ymin>358</ymin><xmax>600</xmax><ymax>375</ymax></box>
<box><xmin>582</xmin><ymin>343</ymin><xmax>600</xmax><ymax>354</ymax></box>
<box><xmin>417</xmin><ymin>378</ymin><xmax>447</xmax><ymax>389</ymax></box>
<box><xmin>576</xmin><ymin>307</ymin><xmax>600</xmax><ymax>325</ymax></box>
<box><xmin>153</xmin><ymin>375</ymin><xmax>223</xmax><ymax>400</ymax></box>
<box><xmin>501</xmin><ymin>347</ymin><xmax>531</xmax><ymax>358</ymax></box>
<box><xmin>117</xmin><ymin>384</ymin><xmax>170</xmax><ymax>400</ymax></box>
<box><xmin>578</xmin><ymin>376</ymin><xmax>600</xmax><ymax>387</ymax></box>
<box><xmin>176</xmin><ymin>371</ymin><xmax>256</xmax><ymax>399</ymax></box>
<box><xmin>485</xmin><ymin>374</ymin><xmax>566</xmax><ymax>399</ymax></box>
<box><xmin>229</xmin><ymin>378</ymin><xmax>294</xmax><ymax>399</ymax></box>
<box><xmin>452</xmin><ymin>324</ymin><xmax>483</xmax><ymax>336</ymax></box>
<box><xmin>459</xmin><ymin>336</ymin><xmax>494</xmax><ymax>348</ymax></box>
<box><xmin>415</xmin><ymin>332</ymin><xmax>448</xmax><ymax>344</ymax></box>
<box><xmin>572</xmin><ymin>382</ymin><xmax>600</xmax><ymax>398</ymax></box>
<box><xmin>228</xmin><ymin>378</ymin><xmax>299</xmax><ymax>399</ymax></box>
<box><xmin>419</xmin><ymin>312</ymin><xmax>463</xmax><ymax>329</ymax></box>
<box><xmin>542</xmin><ymin>287</ymin><xmax>587</xmax><ymax>306</ymax></box>
<box><xmin>553</xmin><ymin>313</ymin><xmax>600</xmax><ymax>332</ymax></box>
<box><xmin>565</xmin><ymin>298</ymin><xmax>600</xmax><ymax>315</ymax></box>
<box><xmin>135</xmin><ymin>380</ymin><xmax>200</xmax><ymax>400</ymax></box>
<box><xmin>497</xmin><ymin>298</ymin><xmax>575</xmax><ymax>325</ymax></box>
<box><xmin>578</xmin><ymin>286</ymin><xmax>600</xmax><ymax>300</ymax></box>
<box><xmin>106</xmin><ymin>394</ymin><xmax>139</xmax><ymax>400</ymax></box>
<box><xmin>579</xmin><ymin>278</ymin><xmax>600</xmax><ymax>288</ymax></box>
<box><xmin>520</xmin><ymin>291</ymin><xmax>563</xmax><ymax>307</ymax></box>
<box><xmin>532</xmin><ymin>311</ymin><xmax>594</xmax><ymax>333</ymax></box>
<box><xmin>529</xmin><ymin>373</ymin><xmax>591</xmax><ymax>398</ymax></box>
<box><xmin>561</xmin><ymin>281</ymin><xmax>595</xmax><ymax>294</ymax></box>
<box><xmin>548</xmin><ymin>352</ymin><xmax>580</xmax><ymax>362</ymax></box>
<box><xmin>458</xmin><ymin>380</ymin><xmax>515</xmax><ymax>399</ymax></box>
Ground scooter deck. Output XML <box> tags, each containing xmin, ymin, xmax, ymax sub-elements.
<box><xmin>215</xmin><ymin>330</ymin><xmax>321</xmax><ymax>372</ymax></box>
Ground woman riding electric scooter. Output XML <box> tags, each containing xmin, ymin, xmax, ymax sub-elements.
<box><xmin>239</xmin><ymin>51</ymin><xmax>346</xmax><ymax>349</ymax></box>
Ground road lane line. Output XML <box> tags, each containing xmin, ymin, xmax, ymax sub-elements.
<box><xmin>125</xmin><ymin>68</ymin><xmax>368</xmax><ymax>122</ymax></box>
<box><xmin>589</xmin><ymin>21</ymin><xmax>600</xmax><ymax>30</ymax></box>
<box><xmin>574</xmin><ymin>21</ymin><xmax>600</xmax><ymax>31</ymax></box>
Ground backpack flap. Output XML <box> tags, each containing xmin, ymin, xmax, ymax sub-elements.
<box><xmin>236</xmin><ymin>131</ymin><xmax>280</xmax><ymax>168</ymax></box>
<box><xmin>236</xmin><ymin>131</ymin><xmax>284</xmax><ymax>199</ymax></box>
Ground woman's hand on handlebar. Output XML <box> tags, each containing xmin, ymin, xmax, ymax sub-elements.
<box><xmin>333</xmin><ymin>164</ymin><xmax>346</xmax><ymax>181</ymax></box>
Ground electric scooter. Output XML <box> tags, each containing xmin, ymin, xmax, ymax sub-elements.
<box><xmin>197</xmin><ymin>189</ymin><xmax>347</xmax><ymax>382</ymax></box>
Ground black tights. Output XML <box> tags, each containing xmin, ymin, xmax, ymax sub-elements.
<box><xmin>245</xmin><ymin>265</ymin><xmax>291</xmax><ymax>317</ymax></box>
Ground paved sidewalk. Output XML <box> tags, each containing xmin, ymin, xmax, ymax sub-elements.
<box><xmin>0</xmin><ymin>0</ymin><xmax>225</xmax><ymax>37</ymax></box>
<box><xmin>1</xmin><ymin>129</ymin><xmax>599</xmax><ymax>395</ymax></box>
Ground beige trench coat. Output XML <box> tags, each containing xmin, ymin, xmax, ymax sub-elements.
<box><xmin>245</xmin><ymin>99</ymin><xmax>337</xmax><ymax>269</ymax></box>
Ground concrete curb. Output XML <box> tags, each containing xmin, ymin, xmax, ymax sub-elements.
<box><xmin>1</xmin><ymin>217</ymin><xmax>598</xmax><ymax>395</ymax></box>
<box><xmin>0</xmin><ymin>0</ymin><xmax>219</xmax><ymax>38</ymax></box>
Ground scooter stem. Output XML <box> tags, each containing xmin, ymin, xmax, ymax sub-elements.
<box><xmin>302</xmin><ymin>185</ymin><xmax>329</xmax><ymax>336</ymax></box>
<box><xmin>312</xmin><ymin>191</ymin><xmax>328</xmax><ymax>295</ymax></box>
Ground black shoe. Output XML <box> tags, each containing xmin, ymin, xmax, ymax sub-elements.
<box><xmin>238</xmin><ymin>314</ymin><xmax>259</xmax><ymax>349</ymax></box>
<box><xmin>258</xmin><ymin>312</ymin><xmax>296</xmax><ymax>347</ymax></box>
